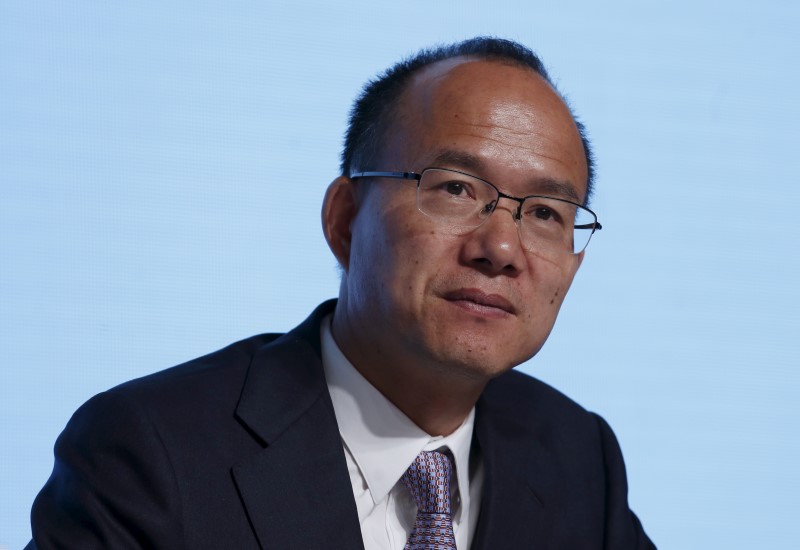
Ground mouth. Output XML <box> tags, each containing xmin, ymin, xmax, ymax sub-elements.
<box><xmin>441</xmin><ymin>288</ymin><xmax>517</xmax><ymax>316</ymax></box>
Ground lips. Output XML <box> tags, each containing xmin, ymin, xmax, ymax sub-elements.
<box><xmin>441</xmin><ymin>288</ymin><xmax>517</xmax><ymax>315</ymax></box>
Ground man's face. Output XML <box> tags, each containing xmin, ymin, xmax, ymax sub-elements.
<box><xmin>331</xmin><ymin>58</ymin><xmax>588</xmax><ymax>381</ymax></box>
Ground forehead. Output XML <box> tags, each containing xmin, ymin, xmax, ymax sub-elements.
<box><xmin>381</xmin><ymin>58</ymin><xmax>588</xmax><ymax>199</ymax></box>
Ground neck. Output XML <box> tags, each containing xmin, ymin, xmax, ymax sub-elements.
<box><xmin>331</xmin><ymin>308</ymin><xmax>487</xmax><ymax>436</ymax></box>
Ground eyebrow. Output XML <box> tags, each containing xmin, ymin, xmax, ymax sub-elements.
<box><xmin>429</xmin><ymin>149</ymin><xmax>584</xmax><ymax>203</ymax></box>
<box><xmin>430</xmin><ymin>149</ymin><xmax>487</xmax><ymax>174</ymax></box>
<box><xmin>530</xmin><ymin>178</ymin><xmax>582</xmax><ymax>203</ymax></box>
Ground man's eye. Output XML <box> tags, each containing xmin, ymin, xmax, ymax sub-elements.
<box><xmin>527</xmin><ymin>206</ymin><xmax>561</xmax><ymax>223</ymax></box>
<box><xmin>445</xmin><ymin>181</ymin><xmax>467</xmax><ymax>196</ymax></box>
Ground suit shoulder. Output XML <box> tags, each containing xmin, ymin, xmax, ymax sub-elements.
<box><xmin>485</xmin><ymin>368</ymin><xmax>590</xmax><ymax>418</ymax></box>
<box><xmin>480</xmin><ymin>369</ymin><xmax>607</xmax><ymax>446</ymax></box>
<box><xmin>50</xmin><ymin>332</ymin><xmax>287</xmax><ymax>481</ymax></box>
<box><xmin>72</xmin><ymin>332</ymin><xmax>285</xmax><ymax>429</ymax></box>
<box><xmin>30</xmin><ymin>333</ymin><xmax>285</xmax><ymax>549</ymax></box>
<box><xmin>111</xmin><ymin>333</ymin><xmax>281</xmax><ymax>397</ymax></box>
<box><xmin>479</xmin><ymin>373</ymin><xmax>656</xmax><ymax>548</ymax></box>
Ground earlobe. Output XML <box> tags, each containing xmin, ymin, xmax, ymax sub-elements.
<box><xmin>321</xmin><ymin>176</ymin><xmax>358</xmax><ymax>272</ymax></box>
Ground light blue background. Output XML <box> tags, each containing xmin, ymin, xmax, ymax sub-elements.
<box><xmin>2</xmin><ymin>2</ymin><xmax>799</xmax><ymax>548</ymax></box>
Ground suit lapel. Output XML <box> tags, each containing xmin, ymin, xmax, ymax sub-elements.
<box><xmin>232</xmin><ymin>301</ymin><xmax>364</xmax><ymax>550</ymax></box>
<box><xmin>470</xmin><ymin>378</ymin><xmax>559</xmax><ymax>549</ymax></box>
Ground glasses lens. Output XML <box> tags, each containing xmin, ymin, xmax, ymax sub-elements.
<box><xmin>572</xmin><ymin>205</ymin><xmax>599</xmax><ymax>254</ymax></box>
<box><xmin>417</xmin><ymin>169</ymin><xmax>497</xmax><ymax>227</ymax></box>
<box><xmin>518</xmin><ymin>197</ymin><xmax>597</xmax><ymax>254</ymax></box>
<box><xmin>417</xmin><ymin>168</ymin><xmax>599</xmax><ymax>255</ymax></box>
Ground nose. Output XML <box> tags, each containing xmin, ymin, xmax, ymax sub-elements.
<box><xmin>460</xmin><ymin>199</ymin><xmax>527</xmax><ymax>276</ymax></box>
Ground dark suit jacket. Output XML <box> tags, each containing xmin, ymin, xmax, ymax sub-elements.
<box><xmin>28</xmin><ymin>300</ymin><xmax>655</xmax><ymax>549</ymax></box>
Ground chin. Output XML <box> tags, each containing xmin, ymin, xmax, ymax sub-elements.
<box><xmin>429</xmin><ymin>340</ymin><xmax>536</xmax><ymax>382</ymax></box>
<box><xmin>413</xmin><ymin>308</ymin><xmax>550</xmax><ymax>380</ymax></box>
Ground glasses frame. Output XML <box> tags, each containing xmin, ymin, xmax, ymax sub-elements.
<box><xmin>350</xmin><ymin>168</ymin><xmax>602</xmax><ymax>254</ymax></box>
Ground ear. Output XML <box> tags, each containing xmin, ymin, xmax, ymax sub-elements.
<box><xmin>322</xmin><ymin>176</ymin><xmax>359</xmax><ymax>272</ymax></box>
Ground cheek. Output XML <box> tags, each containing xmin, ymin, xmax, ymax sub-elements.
<box><xmin>538</xmin><ymin>259</ymin><xmax>580</xmax><ymax>313</ymax></box>
<box><xmin>348</xmin><ymin>202</ymin><xmax>441</xmax><ymax>305</ymax></box>
<box><xmin>387</xmin><ymin>221</ymin><xmax>455</xmax><ymax>297</ymax></box>
<box><xmin>521</xmin><ymin>252</ymin><xmax>579</xmax><ymax>313</ymax></box>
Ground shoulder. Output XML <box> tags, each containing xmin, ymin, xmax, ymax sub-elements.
<box><xmin>98</xmin><ymin>332</ymin><xmax>282</xmax><ymax>413</ymax></box>
<box><xmin>477</xmin><ymin>371</ymin><xmax>656</xmax><ymax>548</ymax></box>
<box><xmin>100</xmin><ymin>299</ymin><xmax>335</xmax><ymax>414</ymax></box>
<box><xmin>29</xmin><ymin>333</ymin><xmax>286</xmax><ymax>549</ymax></box>
<box><xmin>54</xmin><ymin>331</ymin><xmax>286</xmax><ymax>456</ymax></box>
<box><xmin>54</xmin><ymin>331</ymin><xmax>289</xmax><ymax>484</ymax></box>
<box><xmin>479</xmin><ymin>369</ymin><xmax>615</xmax><ymax>468</ymax></box>
<box><xmin>482</xmin><ymin>368</ymin><xmax>599</xmax><ymax>427</ymax></box>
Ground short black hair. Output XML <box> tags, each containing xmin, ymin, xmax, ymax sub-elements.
<box><xmin>340</xmin><ymin>36</ymin><xmax>595</xmax><ymax>205</ymax></box>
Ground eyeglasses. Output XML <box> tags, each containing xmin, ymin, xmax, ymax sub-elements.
<box><xmin>350</xmin><ymin>167</ymin><xmax>602</xmax><ymax>255</ymax></box>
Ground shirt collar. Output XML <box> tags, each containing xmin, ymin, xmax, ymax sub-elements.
<box><xmin>321</xmin><ymin>314</ymin><xmax>475</xmax><ymax>506</ymax></box>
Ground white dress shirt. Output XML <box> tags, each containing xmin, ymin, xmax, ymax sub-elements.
<box><xmin>321</xmin><ymin>315</ymin><xmax>484</xmax><ymax>550</ymax></box>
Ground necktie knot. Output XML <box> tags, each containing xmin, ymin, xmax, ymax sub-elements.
<box><xmin>401</xmin><ymin>450</ymin><xmax>456</xmax><ymax>549</ymax></box>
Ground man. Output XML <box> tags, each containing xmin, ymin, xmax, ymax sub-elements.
<box><xmin>28</xmin><ymin>38</ymin><xmax>655</xmax><ymax>549</ymax></box>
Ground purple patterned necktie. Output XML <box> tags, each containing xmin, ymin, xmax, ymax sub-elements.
<box><xmin>401</xmin><ymin>450</ymin><xmax>457</xmax><ymax>550</ymax></box>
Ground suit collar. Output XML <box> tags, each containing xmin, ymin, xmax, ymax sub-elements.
<box><xmin>234</xmin><ymin>300</ymin><xmax>332</xmax><ymax>445</ymax></box>
<box><xmin>232</xmin><ymin>300</ymin><xmax>364</xmax><ymax>549</ymax></box>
